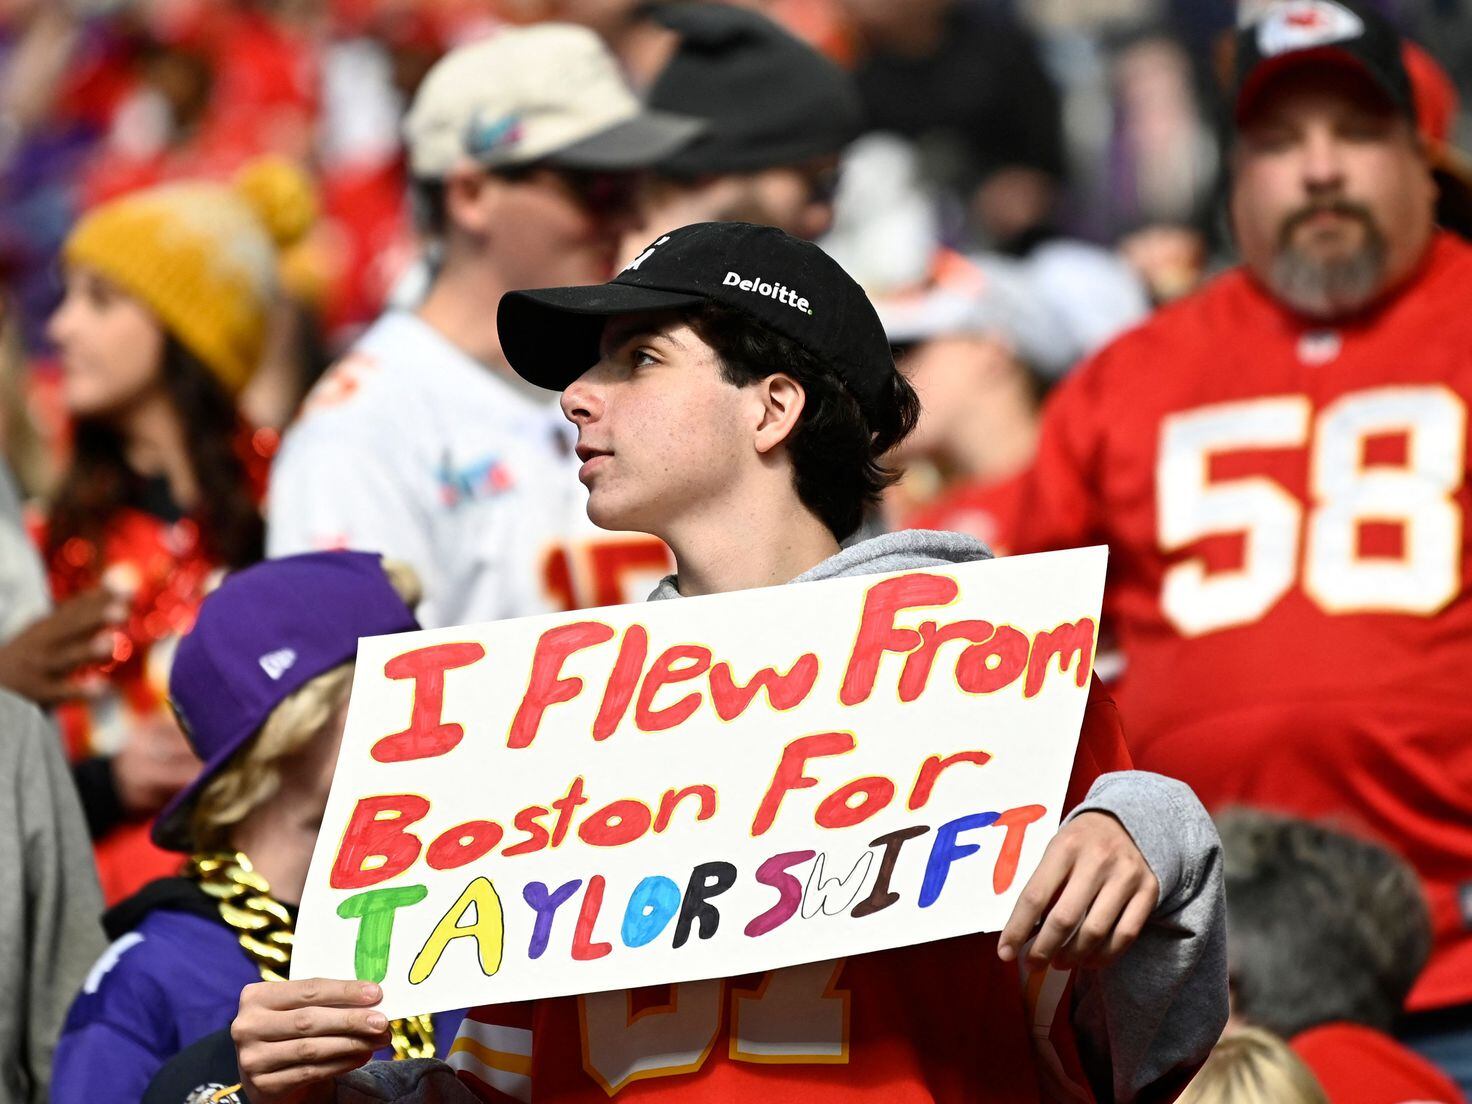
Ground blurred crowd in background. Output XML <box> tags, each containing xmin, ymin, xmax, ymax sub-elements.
<box><xmin>4</xmin><ymin>1</ymin><xmax>1472</xmax><ymax>1102</ymax></box>
<box><xmin>2</xmin><ymin>0</ymin><xmax>1470</xmax><ymax>538</ymax></box>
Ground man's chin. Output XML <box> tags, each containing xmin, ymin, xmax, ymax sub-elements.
<box><xmin>586</xmin><ymin>496</ymin><xmax>644</xmax><ymax>535</ymax></box>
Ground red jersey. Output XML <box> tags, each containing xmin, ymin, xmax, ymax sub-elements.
<box><xmin>446</xmin><ymin>683</ymin><xmax>1132</xmax><ymax>1103</ymax></box>
<box><xmin>1013</xmin><ymin>232</ymin><xmax>1472</xmax><ymax>1011</ymax></box>
<box><xmin>905</xmin><ymin>473</ymin><xmax>1026</xmax><ymax>556</ymax></box>
<box><xmin>1292</xmin><ymin>1023</ymin><xmax>1464</xmax><ymax>1104</ymax></box>
<box><xmin>39</xmin><ymin>432</ymin><xmax>272</xmax><ymax>904</ymax></box>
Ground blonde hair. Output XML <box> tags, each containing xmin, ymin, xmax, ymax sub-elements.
<box><xmin>1178</xmin><ymin>1028</ymin><xmax>1329</xmax><ymax>1104</ymax></box>
<box><xmin>187</xmin><ymin>558</ymin><xmax>421</xmax><ymax>851</ymax></box>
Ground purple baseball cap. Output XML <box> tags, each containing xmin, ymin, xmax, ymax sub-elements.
<box><xmin>153</xmin><ymin>550</ymin><xmax>421</xmax><ymax>852</ymax></box>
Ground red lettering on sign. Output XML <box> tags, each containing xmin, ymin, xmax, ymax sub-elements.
<box><xmin>635</xmin><ymin>645</ymin><xmax>712</xmax><ymax>732</ymax></box>
<box><xmin>330</xmin><ymin>794</ymin><xmax>429</xmax><ymax>889</ymax></box>
<box><xmin>898</xmin><ymin>620</ymin><xmax>994</xmax><ymax>702</ymax></box>
<box><xmin>1024</xmin><ymin>619</ymin><xmax>1096</xmax><ymax>698</ymax></box>
<box><xmin>908</xmin><ymin>750</ymin><xmax>992</xmax><ymax>811</ymax></box>
<box><xmin>372</xmin><ymin>643</ymin><xmax>485</xmax><ymax>763</ymax></box>
<box><xmin>709</xmin><ymin>654</ymin><xmax>819</xmax><ymax>720</ymax></box>
<box><xmin>593</xmin><ymin>625</ymin><xmax>647</xmax><ymax>740</ymax></box>
<box><xmin>992</xmin><ymin>804</ymin><xmax>1048</xmax><ymax>893</ymax></box>
<box><xmin>572</xmin><ymin>875</ymin><xmax>613</xmax><ymax>960</ymax></box>
<box><xmin>840</xmin><ymin>574</ymin><xmax>958</xmax><ymax>705</ymax></box>
<box><xmin>503</xmin><ymin>805</ymin><xmax>551</xmax><ymax>857</ymax></box>
<box><xmin>955</xmin><ymin>626</ymin><xmax>1029</xmax><ymax>694</ymax></box>
<box><xmin>508</xmin><ymin>622</ymin><xmax>615</xmax><ymax>748</ymax></box>
<box><xmin>751</xmin><ymin>731</ymin><xmax>855</xmax><ymax>836</ymax></box>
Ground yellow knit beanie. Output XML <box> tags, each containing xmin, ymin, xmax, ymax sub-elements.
<box><xmin>62</xmin><ymin>157</ymin><xmax>317</xmax><ymax>395</ymax></box>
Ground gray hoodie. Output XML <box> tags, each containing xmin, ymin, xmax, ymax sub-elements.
<box><xmin>339</xmin><ymin>531</ymin><xmax>1226</xmax><ymax>1103</ymax></box>
<box><xmin>0</xmin><ymin>690</ymin><xmax>106</xmax><ymax>1104</ymax></box>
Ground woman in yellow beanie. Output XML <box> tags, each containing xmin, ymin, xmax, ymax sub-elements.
<box><xmin>35</xmin><ymin>157</ymin><xmax>315</xmax><ymax>906</ymax></box>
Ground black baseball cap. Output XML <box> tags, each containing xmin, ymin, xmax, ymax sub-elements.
<box><xmin>646</xmin><ymin>3</ymin><xmax>863</xmax><ymax>177</ymax></box>
<box><xmin>1235</xmin><ymin>0</ymin><xmax>1413</xmax><ymax>124</ymax></box>
<box><xmin>497</xmin><ymin>221</ymin><xmax>895</xmax><ymax>420</ymax></box>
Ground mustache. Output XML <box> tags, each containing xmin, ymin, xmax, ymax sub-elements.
<box><xmin>1278</xmin><ymin>199</ymin><xmax>1378</xmax><ymax>246</ymax></box>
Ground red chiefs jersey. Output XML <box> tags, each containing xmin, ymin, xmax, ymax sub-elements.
<box><xmin>905</xmin><ymin>473</ymin><xmax>1027</xmax><ymax>556</ymax></box>
<box><xmin>1014</xmin><ymin>231</ymin><xmax>1472</xmax><ymax>1012</ymax></box>
<box><xmin>1292</xmin><ymin>1023</ymin><xmax>1463</xmax><ymax>1104</ymax></box>
<box><xmin>446</xmin><ymin>682</ymin><xmax>1132</xmax><ymax>1103</ymax></box>
<box><xmin>38</xmin><ymin>429</ymin><xmax>272</xmax><ymax>904</ymax></box>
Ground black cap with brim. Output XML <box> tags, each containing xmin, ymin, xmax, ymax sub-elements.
<box><xmin>1235</xmin><ymin>46</ymin><xmax>1411</xmax><ymax>123</ymax></box>
<box><xmin>542</xmin><ymin>109</ymin><xmax>706</xmax><ymax>172</ymax></box>
<box><xmin>1234</xmin><ymin>2</ymin><xmax>1413</xmax><ymax>124</ymax></box>
<box><xmin>500</xmin><ymin>283</ymin><xmax>707</xmax><ymax>392</ymax></box>
<box><xmin>646</xmin><ymin>3</ymin><xmax>862</xmax><ymax>177</ymax></box>
<box><xmin>498</xmin><ymin>221</ymin><xmax>896</xmax><ymax>420</ymax></box>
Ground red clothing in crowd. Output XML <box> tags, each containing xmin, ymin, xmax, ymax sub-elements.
<box><xmin>1014</xmin><ymin>231</ymin><xmax>1472</xmax><ymax>1012</ymax></box>
<box><xmin>905</xmin><ymin>472</ymin><xmax>1026</xmax><ymax>556</ymax></box>
<box><xmin>1293</xmin><ymin>1022</ymin><xmax>1464</xmax><ymax>1104</ymax></box>
<box><xmin>446</xmin><ymin>682</ymin><xmax>1132</xmax><ymax>1103</ymax></box>
<box><xmin>37</xmin><ymin>432</ymin><xmax>272</xmax><ymax>904</ymax></box>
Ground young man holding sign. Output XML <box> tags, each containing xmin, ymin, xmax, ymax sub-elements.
<box><xmin>233</xmin><ymin>224</ymin><xmax>1227</xmax><ymax>1102</ymax></box>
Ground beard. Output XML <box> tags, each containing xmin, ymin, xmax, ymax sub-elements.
<box><xmin>1267</xmin><ymin>200</ymin><xmax>1389</xmax><ymax>319</ymax></box>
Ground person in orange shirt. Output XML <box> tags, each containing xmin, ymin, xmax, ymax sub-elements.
<box><xmin>35</xmin><ymin>158</ymin><xmax>313</xmax><ymax>903</ymax></box>
<box><xmin>1013</xmin><ymin>1</ymin><xmax>1472</xmax><ymax>1089</ymax></box>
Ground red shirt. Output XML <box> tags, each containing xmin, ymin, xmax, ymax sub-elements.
<box><xmin>38</xmin><ymin>432</ymin><xmax>272</xmax><ymax>904</ymax></box>
<box><xmin>1014</xmin><ymin>232</ymin><xmax>1472</xmax><ymax>1011</ymax></box>
<box><xmin>1292</xmin><ymin>1023</ymin><xmax>1463</xmax><ymax>1104</ymax></box>
<box><xmin>905</xmin><ymin>473</ymin><xmax>1026</xmax><ymax>556</ymax></box>
<box><xmin>446</xmin><ymin>682</ymin><xmax>1133</xmax><ymax>1103</ymax></box>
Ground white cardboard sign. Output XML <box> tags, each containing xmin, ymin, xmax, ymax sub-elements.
<box><xmin>294</xmin><ymin>546</ymin><xmax>1107</xmax><ymax>1019</ymax></box>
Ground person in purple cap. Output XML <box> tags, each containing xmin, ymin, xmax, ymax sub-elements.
<box><xmin>50</xmin><ymin>551</ymin><xmax>461</xmax><ymax>1104</ymax></box>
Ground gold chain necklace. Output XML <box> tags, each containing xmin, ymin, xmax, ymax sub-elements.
<box><xmin>187</xmin><ymin>851</ymin><xmax>436</xmax><ymax>1060</ymax></box>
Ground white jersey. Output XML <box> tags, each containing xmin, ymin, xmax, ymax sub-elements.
<box><xmin>267</xmin><ymin>311</ymin><xmax>672</xmax><ymax>628</ymax></box>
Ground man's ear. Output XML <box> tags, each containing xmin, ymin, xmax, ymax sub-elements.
<box><xmin>443</xmin><ymin>165</ymin><xmax>501</xmax><ymax>237</ymax></box>
<box><xmin>752</xmin><ymin>373</ymin><xmax>807</xmax><ymax>456</ymax></box>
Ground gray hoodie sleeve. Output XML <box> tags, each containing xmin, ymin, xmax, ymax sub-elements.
<box><xmin>0</xmin><ymin>690</ymin><xmax>106</xmax><ymax>1104</ymax></box>
<box><xmin>1064</xmin><ymin>770</ymin><xmax>1228</xmax><ymax>1103</ymax></box>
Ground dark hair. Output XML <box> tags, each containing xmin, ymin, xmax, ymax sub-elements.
<box><xmin>408</xmin><ymin>176</ymin><xmax>448</xmax><ymax>239</ymax></box>
<box><xmin>47</xmin><ymin>336</ymin><xmax>265</xmax><ymax>577</ymax></box>
<box><xmin>683</xmin><ymin>302</ymin><xmax>919</xmax><ymax>540</ymax></box>
<box><xmin>1217</xmin><ymin>808</ymin><xmax>1430</xmax><ymax>1037</ymax></box>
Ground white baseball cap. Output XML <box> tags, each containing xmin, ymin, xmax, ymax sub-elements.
<box><xmin>403</xmin><ymin>23</ymin><xmax>704</xmax><ymax>179</ymax></box>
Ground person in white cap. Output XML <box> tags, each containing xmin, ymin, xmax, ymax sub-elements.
<box><xmin>266</xmin><ymin>24</ymin><xmax>701</xmax><ymax>629</ymax></box>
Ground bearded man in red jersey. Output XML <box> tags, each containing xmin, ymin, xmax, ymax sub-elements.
<box><xmin>1014</xmin><ymin>1</ymin><xmax>1472</xmax><ymax>1089</ymax></box>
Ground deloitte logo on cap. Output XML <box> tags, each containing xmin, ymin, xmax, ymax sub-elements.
<box><xmin>722</xmin><ymin>270</ymin><xmax>813</xmax><ymax>315</ymax></box>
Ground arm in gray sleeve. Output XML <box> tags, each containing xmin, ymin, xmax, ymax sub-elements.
<box><xmin>1066</xmin><ymin>770</ymin><xmax>1229</xmax><ymax>1104</ymax></box>
<box><xmin>0</xmin><ymin>691</ymin><xmax>106</xmax><ymax>1103</ymax></box>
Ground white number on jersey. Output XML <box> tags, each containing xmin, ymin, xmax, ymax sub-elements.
<box><xmin>579</xmin><ymin>960</ymin><xmax>850</xmax><ymax>1095</ymax></box>
<box><xmin>1157</xmin><ymin>386</ymin><xmax>1467</xmax><ymax>636</ymax></box>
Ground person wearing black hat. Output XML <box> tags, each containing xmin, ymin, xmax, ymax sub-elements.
<box><xmin>268</xmin><ymin>26</ymin><xmax>700</xmax><ymax>630</ymax></box>
<box><xmin>230</xmin><ymin>222</ymin><xmax>1227</xmax><ymax>1104</ymax></box>
<box><xmin>1012</xmin><ymin>2</ymin><xmax>1472</xmax><ymax>1092</ymax></box>
<box><xmin>626</xmin><ymin>3</ymin><xmax>863</xmax><ymax>247</ymax></box>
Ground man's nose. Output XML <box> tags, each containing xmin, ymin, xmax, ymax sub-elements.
<box><xmin>1301</xmin><ymin>127</ymin><xmax>1348</xmax><ymax>193</ymax></box>
<box><xmin>560</xmin><ymin>370</ymin><xmax>603</xmax><ymax>425</ymax></box>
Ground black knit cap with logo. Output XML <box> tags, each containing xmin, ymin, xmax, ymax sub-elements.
<box><xmin>497</xmin><ymin>221</ymin><xmax>895</xmax><ymax>422</ymax></box>
<box><xmin>1235</xmin><ymin>0</ymin><xmax>1412</xmax><ymax>123</ymax></box>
